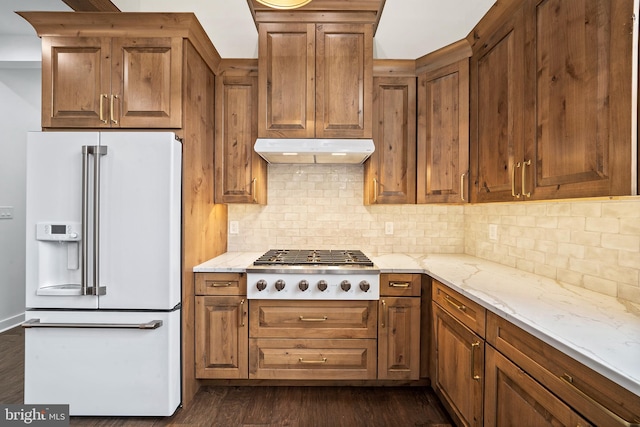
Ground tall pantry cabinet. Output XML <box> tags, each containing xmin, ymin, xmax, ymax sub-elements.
<box><xmin>18</xmin><ymin>12</ymin><xmax>228</xmax><ymax>406</ymax></box>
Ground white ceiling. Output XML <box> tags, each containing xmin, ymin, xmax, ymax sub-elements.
<box><xmin>1</xmin><ymin>0</ymin><xmax>495</xmax><ymax>59</ymax></box>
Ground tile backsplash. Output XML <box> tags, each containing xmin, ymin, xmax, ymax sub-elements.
<box><xmin>227</xmin><ymin>164</ymin><xmax>640</xmax><ymax>304</ymax></box>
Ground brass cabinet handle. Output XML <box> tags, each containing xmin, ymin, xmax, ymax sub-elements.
<box><xmin>460</xmin><ymin>172</ymin><xmax>466</xmax><ymax>202</ymax></box>
<box><xmin>251</xmin><ymin>178</ymin><xmax>257</xmax><ymax>203</ymax></box>
<box><xmin>299</xmin><ymin>316</ymin><xmax>328</xmax><ymax>322</ymax></box>
<box><xmin>373</xmin><ymin>178</ymin><xmax>378</xmax><ymax>203</ymax></box>
<box><xmin>390</xmin><ymin>282</ymin><xmax>410</xmax><ymax>288</ymax></box>
<box><xmin>511</xmin><ymin>162</ymin><xmax>521</xmax><ymax>198</ymax></box>
<box><xmin>210</xmin><ymin>282</ymin><xmax>232</xmax><ymax>287</ymax></box>
<box><xmin>110</xmin><ymin>94</ymin><xmax>119</xmax><ymax>125</ymax></box>
<box><xmin>471</xmin><ymin>342</ymin><xmax>481</xmax><ymax>381</ymax></box>
<box><xmin>299</xmin><ymin>357</ymin><xmax>327</xmax><ymax>364</ymax></box>
<box><xmin>99</xmin><ymin>94</ymin><xmax>109</xmax><ymax>124</ymax></box>
<box><xmin>560</xmin><ymin>373</ymin><xmax>640</xmax><ymax>426</ymax></box>
<box><xmin>522</xmin><ymin>159</ymin><xmax>531</xmax><ymax>198</ymax></box>
<box><xmin>381</xmin><ymin>299</ymin><xmax>387</xmax><ymax>328</ymax></box>
<box><xmin>444</xmin><ymin>294</ymin><xmax>467</xmax><ymax>312</ymax></box>
<box><xmin>238</xmin><ymin>299</ymin><xmax>245</xmax><ymax>327</ymax></box>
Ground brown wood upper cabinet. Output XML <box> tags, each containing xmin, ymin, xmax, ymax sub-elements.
<box><xmin>258</xmin><ymin>23</ymin><xmax>373</xmax><ymax>139</ymax></box>
<box><xmin>365</xmin><ymin>76</ymin><xmax>416</xmax><ymax>204</ymax></box>
<box><xmin>215</xmin><ymin>70</ymin><xmax>267</xmax><ymax>204</ymax></box>
<box><xmin>470</xmin><ymin>0</ymin><xmax>635</xmax><ymax>202</ymax></box>
<box><xmin>41</xmin><ymin>36</ymin><xmax>182</xmax><ymax>129</ymax></box>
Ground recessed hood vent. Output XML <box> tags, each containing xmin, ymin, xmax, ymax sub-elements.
<box><xmin>254</xmin><ymin>138</ymin><xmax>375</xmax><ymax>164</ymax></box>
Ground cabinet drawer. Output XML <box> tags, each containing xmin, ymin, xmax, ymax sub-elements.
<box><xmin>195</xmin><ymin>272</ymin><xmax>247</xmax><ymax>296</ymax></box>
<box><xmin>380</xmin><ymin>273</ymin><xmax>421</xmax><ymax>297</ymax></box>
<box><xmin>432</xmin><ymin>280</ymin><xmax>486</xmax><ymax>337</ymax></box>
<box><xmin>487</xmin><ymin>312</ymin><xmax>640</xmax><ymax>427</ymax></box>
<box><xmin>249</xmin><ymin>300</ymin><xmax>377</xmax><ymax>339</ymax></box>
<box><xmin>249</xmin><ymin>338</ymin><xmax>377</xmax><ymax>380</ymax></box>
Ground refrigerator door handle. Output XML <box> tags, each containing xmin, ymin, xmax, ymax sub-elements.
<box><xmin>83</xmin><ymin>145</ymin><xmax>107</xmax><ymax>296</ymax></box>
<box><xmin>81</xmin><ymin>146</ymin><xmax>90</xmax><ymax>296</ymax></box>
<box><xmin>22</xmin><ymin>318</ymin><xmax>163</xmax><ymax>330</ymax></box>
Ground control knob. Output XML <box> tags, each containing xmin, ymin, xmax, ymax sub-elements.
<box><xmin>340</xmin><ymin>280</ymin><xmax>351</xmax><ymax>292</ymax></box>
<box><xmin>256</xmin><ymin>279</ymin><xmax>267</xmax><ymax>291</ymax></box>
<box><xmin>317</xmin><ymin>280</ymin><xmax>328</xmax><ymax>292</ymax></box>
<box><xmin>359</xmin><ymin>280</ymin><xmax>370</xmax><ymax>292</ymax></box>
<box><xmin>275</xmin><ymin>279</ymin><xmax>286</xmax><ymax>291</ymax></box>
<box><xmin>298</xmin><ymin>279</ymin><xmax>309</xmax><ymax>291</ymax></box>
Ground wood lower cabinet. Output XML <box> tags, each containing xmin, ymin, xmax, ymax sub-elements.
<box><xmin>195</xmin><ymin>273</ymin><xmax>249</xmax><ymax>379</ymax></box>
<box><xmin>249</xmin><ymin>300</ymin><xmax>377</xmax><ymax>380</ymax></box>
<box><xmin>484</xmin><ymin>345</ymin><xmax>591</xmax><ymax>427</ymax></box>
<box><xmin>432</xmin><ymin>281</ymin><xmax>486</xmax><ymax>427</ymax></box>
<box><xmin>41</xmin><ymin>36</ymin><xmax>182</xmax><ymax>129</ymax></box>
<box><xmin>214</xmin><ymin>67</ymin><xmax>267</xmax><ymax>204</ymax></box>
<box><xmin>364</xmin><ymin>75</ymin><xmax>416</xmax><ymax>205</ymax></box>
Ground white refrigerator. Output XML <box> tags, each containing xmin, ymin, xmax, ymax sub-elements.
<box><xmin>23</xmin><ymin>131</ymin><xmax>182</xmax><ymax>416</ymax></box>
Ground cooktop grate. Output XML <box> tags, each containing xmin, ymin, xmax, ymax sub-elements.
<box><xmin>253</xmin><ymin>249</ymin><xmax>374</xmax><ymax>267</ymax></box>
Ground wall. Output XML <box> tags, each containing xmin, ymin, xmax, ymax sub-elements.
<box><xmin>228</xmin><ymin>166</ymin><xmax>640</xmax><ymax>305</ymax></box>
<box><xmin>227</xmin><ymin>164</ymin><xmax>465</xmax><ymax>254</ymax></box>
<box><xmin>0</xmin><ymin>66</ymin><xmax>40</xmax><ymax>332</ymax></box>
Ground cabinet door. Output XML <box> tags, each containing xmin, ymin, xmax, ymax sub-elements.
<box><xmin>258</xmin><ymin>23</ymin><xmax>315</xmax><ymax>138</ymax></box>
<box><xmin>214</xmin><ymin>75</ymin><xmax>267</xmax><ymax>204</ymax></box>
<box><xmin>484</xmin><ymin>346</ymin><xmax>592</xmax><ymax>427</ymax></box>
<box><xmin>417</xmin><ymin>59</ymin><xmax>469</xmax><ymax>203</ymax></box>
<box><xmin>111</xmin><ymin>37</ymin><xmax>182</xmax><ymax>129</ymax></box>
<box><xmin>365</xmin><ymin>77</ymin><xmax>416</xmax><ymax>204</ymax></box>
<box><xmin>41</xmin><ymin>37</ymin><xmax>111</xmax><ymax>128</ymax></box>
<box><xmin>315</xmin><ymin>23</ymin><xmax>373</xmax><ymax>138</ymax></box>
<box><xmin>525</xmin><ymin>0</ymin><xmax>633</xmax><ymax>199</ymax></box>
<box><xmin>195</xmin><ymin>296</ymin><xmax>248</xmax><ymax>379</ymax></box>
<box><xmin>470</xmin><ymin>7</ymin><xmax>526</xmax><ymax>203</ymax></box>
<box><xmin>378</xmin><ymin>297</ymin><xmax>420</xmax><ymax>380</ymax></box>
<box><xmin>432</xmin><ymin>303</ymin><xmax>484</xmax><ymax>427</ymax></box>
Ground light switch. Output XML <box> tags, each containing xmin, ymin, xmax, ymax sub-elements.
<box><xmin>229</xmin><ymin>221</ymin><xmax>239</xmax><ymax>235</ymax></box>
<box><xmin>489</xmin><ymin>224</ymin><xmax>498</xmax><ymax>241</ymax></box>
<box><xmin>385</xmin><ymin>222</ymin><xmax>394</xmax><ymax>235</ymax></box>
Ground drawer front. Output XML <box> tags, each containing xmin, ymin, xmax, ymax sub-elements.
<box><xmin>195</xmin><ymin>272</ymin><xmax>247</xmax><ymax>296</ymax></box>
<box><xmin>487</xmin><ymin>312</ymin><xmax>640</xmax><ymax>427</ymax></box>
<box><xmin>432</xmin><ymin>280</ymin><xmax>486</xmax><ymax>337</ymax></box>
<box><xmin>380</xmin><ymin>273</ymin><xmax>421</xmax><ymax>297</ymax></box>
<box><xmin>249</xmin><ymin>300</ymin><xmax>377</xmax><ymax>339</ymax></box>
<box><xmin>249</xmin><ymin>338</ymin><xmax>377</xmax><ymax>380</ymax></box>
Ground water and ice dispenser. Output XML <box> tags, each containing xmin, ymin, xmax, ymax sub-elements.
<box><xmin>35</xmin><ymin>222</ymin><xmax>82</xmax><ymax>295</ymax></box>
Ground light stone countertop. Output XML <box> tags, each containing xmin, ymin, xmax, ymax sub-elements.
<box><xmin>193</xmin><ymin>251</ymin><xmax>640</xmax><ymax>397</ymax></box>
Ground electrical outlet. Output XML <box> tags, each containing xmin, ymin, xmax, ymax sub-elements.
<box><xmin>229</xmin><ymin>221</ymin><xmax>239</xmax><ymax>235</ymax></box>
<box><xmin>385</xmin><ymin>222</ymin><xmax>394</xmax><ymax>235</ymax></box>
<box><xmin>489</xmin><ymin>224</ymin><xmax>498</xmax><ymax>241</ymax></box>
<box><xmin>0</xmin><ymin>206</ymin><xmax>14</xmax><ymax>220</ymax></box>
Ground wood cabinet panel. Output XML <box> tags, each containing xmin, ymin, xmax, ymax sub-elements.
<box><xmin>380</xmin><ymin>273</ymin><xmax>421</xmax><ymax>297</ymax></box>
<box><xmin>364</xmin><ymin>76</ymin><xmax>416</xmax><ymax>204</ymax></box>
<box><xmin>214</xmin><ymin>74</ymin><xmax>267</xmax><ymax>204</ymax></box>
<box><xmin>417</xmin><ymin>59</ymin><xmax>469</xmax><ymax>204</ymax></box>
<box><xmin>315</xmin><ymin>23</ymin><xmax>373</xmax><ymax>138</ymax></box>
<box><xmin>378</xmin><ymin>297</ymin><xmax>420</xmax><ymax>380</ymax></box>
<box><xmin>484</xmin><ymin>345</ymin><xmax>592</xmax><ymax>427</ymax></box>
<box><xmin>258</xmin><ymin>23</ymin><xmax>315</xmax><ymax>138</ymax></box>
<box><xmin>432</xmin><ymin>303</ymin><xmax>484</xmax><ymax>427</ymax></box>
<box><xmin>195</xmin><ymin>296</ymin><xmax>248</xmax><ymax>379</ymax></box>
<box><xmin>195</xmin><ymin>272</ymin><xmax>246</xmax><ymax>296</ymax></box>
<box><xmin>432</xmin><ymin>280</ymin><xmax>486</xmax><ymax>337</ymax></box>
<box><xmin>249</xmin><ymin>338</ymin><xmax>377</xmax><ymax>380</ymax></box>
<box><xmin>249</xmin><ymin>300</ymin><xmax>377</xmax><ymax>339</ymax></box>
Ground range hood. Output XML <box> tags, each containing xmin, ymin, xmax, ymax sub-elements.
<box><xmin>254</xmin><ymin>138</ymin><xmax>375</xmax><ymax>164</ymax></box>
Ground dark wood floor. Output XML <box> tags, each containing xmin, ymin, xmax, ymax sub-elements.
<box><xmin>1</xmin><ymin>326</ymin><xmax>452</xmax><ymax>426</ymax></box>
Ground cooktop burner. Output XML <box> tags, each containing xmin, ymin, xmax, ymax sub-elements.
<box><xmin>253</xmin><ymin>249</ymin><xmax>374</xmax><ymax>267</ymax></box>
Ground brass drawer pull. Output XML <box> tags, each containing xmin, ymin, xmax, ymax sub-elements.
<box><xmin>238</xmin><ymin>299</ymin><xmax>245</xmax><ymax>327</ymax></box>
<box><xmin>209</xmin><ymin>282</ymin><xmax>232</xmax><ymax>287</ymax></box>
<box><xmin>299</xmin><ymin>316</ymin><xmax>328</xmax><ymax>322</ymax></box>
<box><xmin>389</xmin><ymin>282</ymin><xmax>410</xmax><ymax>288</ymax></box>
<box><xmin>560</xmin><ymin>373</ymin><xmax>640</xmax><ymax>426</ymax></box>
<box><xmin>298</xmin><ymin>357</ymin><xmax>327</xmax><ymax>364</ymax></box>
<box><xmin>99</xmin><ymin>94</ymin><xmax>109</xmax><ymax>124</ymax></box>
<box><xmin>460</xmin><ymin>172</ymin><xmax>466</xmax><ymax>202</ymax></box>
<box><xmin>511</xmin><ymin>162</ymin><xmax>521</xmax><ymax>198</ymax></box>
<box><xmin>522</xmin><ymin>159</ymin><xmax>531</xmax><ymax>198</ymax></box>
<box><xmin>444</xmin><ymin>294</ymin><xmax>467</xmax><ymax>312</ymax></box>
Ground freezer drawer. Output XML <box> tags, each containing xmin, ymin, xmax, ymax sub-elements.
<box><xmin>24</xmin><ymin>310</ymin><xmax>180</xmax><ymax>416</ymax></box>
